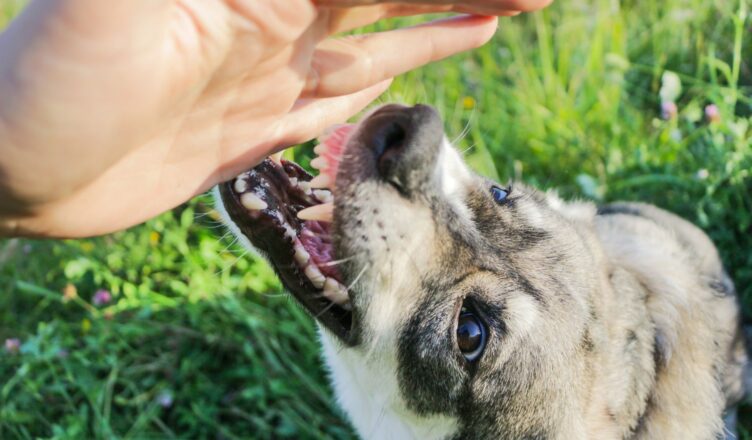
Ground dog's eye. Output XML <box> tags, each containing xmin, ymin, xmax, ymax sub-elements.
<box><xmin>491</xmin><ymin>186</ymin><xmax>509</xmax><ymax>204</ymax></box>
<box><xmin>457</xmin><ymin>308</ymin><xmax>487</xmax><ymax>362</ymax></box>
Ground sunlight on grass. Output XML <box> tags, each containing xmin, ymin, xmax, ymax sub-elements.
<box><xmin>0</xmin><ymin>0</ymin><xmax>750</xmax><ymax>438</ymax></box>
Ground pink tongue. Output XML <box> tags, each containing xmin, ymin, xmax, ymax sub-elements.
<box><xmin>315</xmin><ymin>124</ymin><xmax>355</xmax><ymax>186</ymax></box>
<box><xmin>300</xmin><ymin>221</ymin><xmax>341</xmax><ymax>280</ymax></box>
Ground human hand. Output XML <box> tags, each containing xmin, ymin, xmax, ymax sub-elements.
<box><xmin>315</xmin><ymin>0</ymin><xmax>553</xmax><ymax>15</ymax></box>
<box><xmin>0</xmin><ymin>1</ymin><xmax>499</xmax><ymax>238</ymax></box>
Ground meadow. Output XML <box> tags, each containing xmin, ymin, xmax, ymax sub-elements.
<box><xmin>1</xmin><ymin>0</ymin><xmax>750</xmax><ymax>438</ymax></box>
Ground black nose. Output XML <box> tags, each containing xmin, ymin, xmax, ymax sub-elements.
<box><xmin>357</xmin><ymin>104</ymin><xmax>443</xmax><ymax>191</ymax></box>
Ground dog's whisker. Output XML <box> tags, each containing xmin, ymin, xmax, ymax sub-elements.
<box><xmin>213</xmin><ymin>248</ymin><xmax>248</xmax><ymax>276</ymax></box>
<box><xmin>460</xmin><ymin>143</ymin><xmax>477</xmax><ymax>156</ymax></box>
<box><xmin>368</xmin><ymin>399</ymin><xmax>389</xmax><ymax>440</ymax></box>
<box><xmin>219</xmin><ymin>235</ymin><xmax>240</xmax><ymax>256</ymax></box>
<box><xmin>345</xmin><ymin>263</ymin><xmax>369</xmax><ymax>292</ymax></box>
<box><xmin>313</xmin><ymin>300</ymin><xmax>338</xmax><ymax>320</ymax></box>
<box><xmin>452</xmin><ymin>109</ymin><xmax>475</xmax><ymax>147</ymax></box>
<box><xmin>319</xmin><ymin>255</ymin><xmax>358</xmax><ymax>267</ymax></box>
<box><xmin>260</xmin><ymin>291</ymin><xmax>287</xmax><ymax>298</ymax></box>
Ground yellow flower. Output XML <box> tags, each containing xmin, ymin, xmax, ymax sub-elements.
<box><xmin>81</xmin><ymin>318</ymin><xmax>91</xmax><ymax>333</ymax></box>
<box><xmin>462</xmin><ymin>96</ymin><xmax>476</xmax><ymax>110</ymax></box>
<box><xmin>62</xmin><ymin>283</ymin><xmax>78</xmax><ymax>302</ymax></box>
<box><xmin>149</xmin><ymin>231</ymin><xmax>160</xmax><ymax>245</ymax></box>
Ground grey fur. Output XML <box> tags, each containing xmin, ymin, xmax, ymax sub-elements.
<box><xmin>219</xmin><ymin>104</ymin><xmax>747</xmax><ymax>440</ymax></box>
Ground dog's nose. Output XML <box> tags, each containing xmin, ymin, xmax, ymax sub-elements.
<box><xmin>358</xmin><ymin>104</ymin><xmax>443</xmax><ymax>191</ymax></box>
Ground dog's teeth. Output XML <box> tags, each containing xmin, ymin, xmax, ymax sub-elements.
<box><xmin>314</xmin><ymin>143</ymin><xmax>328</xmax><ymax>155</ymax></box>
<box><xmin>313</xmin><ymin>189</ymin><xmax>333</xmax><ymax>204</ymax></box>
<box><xmin>289</xmin><ymin>177</ymin><xmax>298</xmax><ymax>187</ymax></box>
<box><xmin>310</xmin><ymin>174</ymin><xmax>331</xmax><ymax>189</ymax></box>
<box><xmin>240</xmin><ymin>192</ymin><xmax>267</xmax><ymax>210</ymax></box>
<box><xmin>323</xmin><ymin>278</ymin><xmax>349</xmax><ymax>305</ymax></box>
<box><xmin>305</xmin><ymin>264</ymin><xmax>326</xmax><ymax>289</ymax></box>
<box><xmin>270</xmin><ymin>151</ymin><xmax>283</xmax><ymax>164</ymax></box>
<box><xmin>297</xmin><ymin>203</ymin><xmax>333</xmax><ymax>222</ymax></box>
<box><xmin>310</xmin><ymin>157</ymin><xmax>328</xmax><ymax>170</ymax></box>
<box><xmin>298</xmin><ymin>181</ymin><xmax>312</xmax><ymax>193</ymax></box>
<box><xmin>234</xmin><ymin>177</ymin><xmax>248</xmax><ymax>193</ymax></box>
<box><xmin>294</xmin><ymin>242</ymin><xmax>310</xmax><ymax>266</ymax></box>
<box><xmin>283</xmin><ymin>224</ymin><xmax>296</xmax><ymax>241</ymax></box>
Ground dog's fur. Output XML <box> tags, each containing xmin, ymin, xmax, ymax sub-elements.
<box><xmin>220</xmin><ymin>104</ymin><xmax>747</xmax><ymax>439</ymax></box>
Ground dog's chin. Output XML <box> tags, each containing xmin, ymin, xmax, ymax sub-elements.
<box><xmin>218</xmin><ymin>158</ymin><xmax>355</xmax><ymax>344</ymax></box>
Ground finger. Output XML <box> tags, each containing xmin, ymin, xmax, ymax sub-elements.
<box><xmin>492</xmin><ymin>0</ymin><xmax>554</xmax><ymax>12</ymax></box>
<box><xmin>325</xmin><ymin>4</ymin><xmax>517</xmax><ymax>36</ymax></box>
<box><xmin>276</xmin><ymin>79</ymin><xmax>394</xmax><ymax>149</ymax></box>
<box><xmin>303</xmin><ymin>15</ymin><xmax>497</xmax><ymax>98</ymax></box>
<box><xmin>452</xmin><ymin>6</ymin><xmax>521</xmax><ymax>15</ymax></box>
<box><xmin>216</xmin><ymin>79</ymin><xmax>393</xmax><ymax>183</ymax></box>
<box><xmin>325</xmin><ymin>5</ymin><xmax>452</xmax><ymax>35</ymax></box>
<box><xmin>316</xmin><ymin>0</ymin><xmax>552</xmax><ymax>12</ymax></box>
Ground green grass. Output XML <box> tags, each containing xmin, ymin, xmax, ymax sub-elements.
<box><xmin>1</xmin><ymin>0</ymin><xmax>751</xmax><ymax>438</ymax></box>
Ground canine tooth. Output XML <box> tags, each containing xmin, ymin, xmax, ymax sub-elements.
<box><xmin>289</xmin><ymin>177</ymin><xmax>298</xmax><ymax>187</ymax></box>
<box><xmin>270</xmin><ymin>151</ymin><xmax>283</xmax><ymax>164</ymax></box>
<box><xmin>323</xmin><ymin>278</ymin><xmax>349</xmax><ymax>305</ymax></box>
<box><xmin>310</xmin><ymin>174</ymin><xmax>331</xmax><ymax>189</ymax></box>
<box><xmin>234</xmin><ymin>177</ymin><xmax>248</xmax><ymax>193</ymax></box>
<box><xmin>297</xmin><ymin>203</ymin><xmax>333</xmax><ymax>222</ymax></box>
<box><xmin>310</xmin><ymin>157</ymin><xmax>328</xmax><ymax>170</ymax></box>
<box><xmin>240</xmin><ymin>192</ymin><xmax>267</xmax><ymax>210</ymax></box>
<box><xmin>313</xmin><ymin>189</ymin><xmax>333</xmax><ymax>204</ymax></box>
<box><xmin>298</xmin><ymin>181</ymin><xmax>312</xmax><ymax>193</ymax></box>
<box><xmin>305</xmin><ymin>264</ymin><xmax>326</xmax><ymax>289</ymax></box>
<box><xmin>294</xmin><ymin>242</ymin><xmax>310</xmax><ymax>266</ymax></box>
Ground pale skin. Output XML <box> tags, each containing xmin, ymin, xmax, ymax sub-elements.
<box><xmin>0</xmin><ymin>0</ymin><xmax>551</xmax><ymax>238</ymax></box>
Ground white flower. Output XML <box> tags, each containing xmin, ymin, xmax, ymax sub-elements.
<box><xmin>659</xmin><ymin>71</ymin><xmax>682</xmax><ymax>104</ymax></box>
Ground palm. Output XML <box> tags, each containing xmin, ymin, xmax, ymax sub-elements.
<box><xmin>0</xmin><ymin>0</ymin><xmax>502</xmax><ymax>237</ymax></box>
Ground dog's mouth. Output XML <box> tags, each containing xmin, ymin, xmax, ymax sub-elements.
<box><xmin>218</xmin><ymin>125</ymin><xmax>357</xmax><ymax>343</ymax></box>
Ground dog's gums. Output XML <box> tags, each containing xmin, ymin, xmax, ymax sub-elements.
<box><xmin>217</xmin><ymin>125</ymin><xmax>356</xmax><ymax>342</ymax></box>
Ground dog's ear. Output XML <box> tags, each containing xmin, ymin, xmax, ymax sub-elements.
<box><xmin>543</xmin><ymin>190</ymin><xmax>596</xmax><ymax>223</ymax></box>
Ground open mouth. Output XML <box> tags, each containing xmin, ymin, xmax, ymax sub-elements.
<box><xmin>218</xmin><ymin>125</ymin><xmax>357</xmax><ymax>343</ymax></box>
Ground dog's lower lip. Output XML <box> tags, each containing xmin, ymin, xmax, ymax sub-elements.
<box><xmin>218</xmin><ymin>158</ymin><xmax>353</xmax><ymax>343</ymax></box>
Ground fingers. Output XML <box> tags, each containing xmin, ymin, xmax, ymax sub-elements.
<box><xmin>452</xmin><ymin>6</ymin><xmax>521</xmax><ymax>15</ymax></box>
<box><xmin>315</xmin><ymin>0</ymin><xmax>552</xmax><ymax>14</ymax></box>
<box><xmin>303</xmin><ymin>15</ymin><xmax>497</xmax><ymax>99</ymax></box>
<box><xmin>325</xmin><ymin>3</ymin><xmax>518</xmax><ymax>36</ymax></box>
<box><xmin>277</xmin><ymin>79</ymin><xmax>393</xmax><ymax>148</ymax></box>
<box><xmin>215</xmin><ymin>79</ymin><xmax>391</xmax><ymax>183</ymax></box>
<box><xmin>325</xmin><ymin>4</ymin><xmax>453</xmax><ymax>35</ymax></box>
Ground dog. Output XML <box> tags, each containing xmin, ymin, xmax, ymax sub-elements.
<box><xmin>216</xmin><ymin>104</ymin><xmax>747</xmax><ymax>439</ymax></box>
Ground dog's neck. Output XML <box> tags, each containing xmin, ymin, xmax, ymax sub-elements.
<box><xmin>320</xmin><ymin>331</ymin><xmax>460</xmax><ymax>439</ymax></box>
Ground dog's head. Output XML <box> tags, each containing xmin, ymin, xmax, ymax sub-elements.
<box><xmin>218</xmin><ymin>104</ymin><xmax>604</xmax><ymax>438</ymax></box>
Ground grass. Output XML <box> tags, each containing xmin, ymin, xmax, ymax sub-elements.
<box><xmin>1</xmin><ymin>0</ymin><xmax>750</xmax><ymax>438</ymax></box>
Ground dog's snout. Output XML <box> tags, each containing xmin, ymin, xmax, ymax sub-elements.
<box><xmin>365</xmin><ymin>116</ymin><xmax>407</xmax><ymax>179</ymax></box>
<box><xmin>358</xmin><ymin>104</ymin><xmax>443</xmax><ymax>192</ymax></box>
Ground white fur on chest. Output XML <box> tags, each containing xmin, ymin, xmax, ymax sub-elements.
<box><xmin>319</xmin><ymin>329</ymin><xmax>458</xmax><ymax>440</ymax></box>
